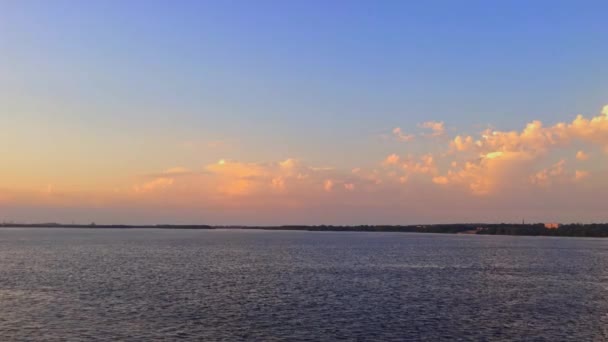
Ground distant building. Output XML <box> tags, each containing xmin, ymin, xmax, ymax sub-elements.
<box><xmin>545</xmin><ymin>223</ymin><xmax>561</xmax><ymax>229</ymax></box>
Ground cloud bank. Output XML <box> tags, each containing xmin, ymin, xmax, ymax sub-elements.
<box><xmin>2</xmin><ymin>106</ymin><xmax>607</xmax><ymax>224</ymax></box>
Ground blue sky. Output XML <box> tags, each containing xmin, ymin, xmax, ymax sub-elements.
<box><xmin>0</xmin><ymin>1</ymin><xmax>607</xmax><ymax>224</ymax></box>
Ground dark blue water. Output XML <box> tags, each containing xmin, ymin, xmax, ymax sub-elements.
<box><xmin>0</xmin><ymin>229</ymin><xmax>607</xmax><ymax>341</ymax></box>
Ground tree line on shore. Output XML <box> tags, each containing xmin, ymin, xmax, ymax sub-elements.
<box><xmin>244</xmin><ymin>223</ymin><xmax>608</xmax><ymax>237</ymax></box>
<box><xmin>2</xmin><ymin>222</ymin><xmax>608</xmax><ymax>237</ymax></box>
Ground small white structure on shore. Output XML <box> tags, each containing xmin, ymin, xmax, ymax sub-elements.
<box><xmin>544</xmin><ymin>223</ymin><xmax>561</xmax><ymax>229</ymax></box>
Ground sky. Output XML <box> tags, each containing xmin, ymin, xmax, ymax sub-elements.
<box><xmin>1</xmin><ymin>0</ymin><xmax>607</xmax><ymax>225</ymax></box>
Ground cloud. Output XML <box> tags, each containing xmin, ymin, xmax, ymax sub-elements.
<box><xmin>529</xmin><ymin>160</ymin><xmax>590</xmax><ymax>186</ymax></box>
<box><xmin>323</xmin><ymin>179</ymin><xmax>334</xmax><ymax>192</ymax></box>
<box><xmin>384</xmin><ymin>153</ymin><xmax>437</xmax><ymax>176</ymax></box>
<box><xmin>451</xmin><ymin>135</ymin><xmax>476</xmax><ymax>152</ymax></box>
<box><xmin>392</xmin><ymin>127</ymin><xmax>415</xmax><ymax>142</ymax></box>
<box><xmin>271</xmin><ymin>177</ymin><xmax>286</xmax><ymax>191</ymax></box>
<box><xmin>144</xmin><ymin>167</ymin><xmax>207</xmax><ymax>179</ymax></box>
<box><xmin>530</xmin><ymin>160</ymin><xmax>567</xmax><ymax>186</ymax></box>
<box><xmin>419</xmin><ymin>121</ymin><xmax>445</xmax><ymax>137</ymax></box>
<box><xmin>171</xmin><ymin>158</ymin><xmax>343</xmax><ymax>198</ymax></box>
<box><xmin>576</xmin><ymin>150</ymin><xmax>589</xmax><ymax>161</ymax></box>
<box><xmin>391</xmin><ymin>121</ymin><xmax>445</xmax><ymax>142</ymax></box>
<box><xmin>575</xmin><ymin>170</ymin><xmax>590</xmax><ymax>181</ymax></box>
<box><xmin>434</xmin><ymin>151</ymin><xmax>536</xmax><ymax>195</ymax></box>
<box><xmin>432</xmin><ymin>176</ymin><xmax>449</xmax><ymax>185</ymax></box>
<box><xmin>164</xmin><ymin>167</ymin><xmax>190</xmax><ymax>174</ymax></box>
<box><xmin>43</xmin><ymin>184</ymin><xmax>55</xmax><ymax>195</ymax></box>
<box><xmin>431</xmin><ymin>105</ymin><xmax>608</xmax><ymax>195</ymax></box>
<box><xmin>207</xmin><ymin>140</ymin><xmax>228</xmax><ymax>148</ymax></box>
<box><xmin>133</xmin><ymin>177</ymin><xmax>174</xmax><ymax>193</ymax></box>
<box><xmin>383</xmin><ymin>153</ymin><xmax>400</xmax><ymax>165</ymax></box>
<box><xmin>4</xmin><ymin>105</ymin><xmax>608</xmax><ymax>225</ymax></box>
<box><xmin>206</xmin><ymin>160</ymin><xmax>271</xmax><ymax>196</ymax></box>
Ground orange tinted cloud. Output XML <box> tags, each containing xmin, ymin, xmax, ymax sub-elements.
<box><xmin>419</xmin><ymin>121</ymin><xmax>445</xmax><ymax>137</ymax></box>
<box><xmin>323</xmin><ymin>179</ymin><xmax>334</xmax><ymax>192</ymax></box>
<box><xmin>392</xmin><ymin>127</ymin><xmax>415</xmax><ymax>142</ymax></box>
<box><xmin>432</xmin><ymin>106</ymin><xmax>608</xmax><ymax>195</ymax></box>
<box><xmin>133</xmin><ymin>177</ymin><xmax>174</xmax><ymax>193</ymax></box>
<box><xmin>135</xmin><ymin>106</ymin><xmax>607</xmax><ymax>203</ymax></box>
<box><xmin>383</xmin><ymin>154</ymin><xmax>400</xmax><ymax>165</ymax></box>
<box><xmin>575</xmin><ymin>170</ymin><xmax>590</xmax><ymax>181</ymax></box>
<box><xmin>2</xmin><ymin>106</ymin><xmax>607</xmax><ymax>224</ymax></box>
<box><xmin>576</xmin><ymin>150</ymin><xmax>589</xmax><ymax>161</ymax></box>
<box><xmin>530</xmin><ymin>160</ymin><xmax>567</xmax><ymax>186</ymax></box>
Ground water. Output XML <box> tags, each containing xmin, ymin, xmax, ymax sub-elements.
<box><xmin>0</xmin><ymin>229</ymin><xmax>607</xmax><ymax>341</ymax></box>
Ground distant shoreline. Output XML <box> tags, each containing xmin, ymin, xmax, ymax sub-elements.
<box><xmin>0</xmin><ymin>224</ymin><xmax>214</xmax><ymax>229</ymax></box>
<box><xmin>1</xmin><ymin>223</ymin><xmax>608</xmax><ymax>237</ymax></box>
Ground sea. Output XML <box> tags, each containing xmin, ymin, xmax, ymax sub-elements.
<box><xmin>0</xmin><ymin>228</ymin><xmax>606</xmax><ymax>341</ymax></box>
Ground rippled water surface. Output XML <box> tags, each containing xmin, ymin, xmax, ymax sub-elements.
<box><xmin>1</xmin><ymin>228</ymin><xmax>607</xmax><ymax>341</ymax></box>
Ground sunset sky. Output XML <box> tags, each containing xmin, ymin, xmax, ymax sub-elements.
<box><xmin>1</xmin><ymin>1</ymin><xmax>607</xmax><ymax>225</ymax></box>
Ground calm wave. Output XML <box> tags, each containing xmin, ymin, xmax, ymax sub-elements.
<box><xmin>1</xmin><ymin>228</ymin><xmax>607</xmax><ymax>341</ymax></box>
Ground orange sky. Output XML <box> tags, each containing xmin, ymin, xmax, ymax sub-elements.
<box><xmin>2</xmin><ymin>2</ymin><xmax>607</xmax><ymax>224</ymax></box>
<box><xmin>1</xmin><ymin>106</ymin><xmax>607</xmax><ymax>225</ymax></box>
